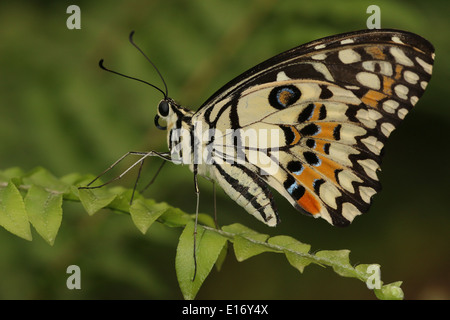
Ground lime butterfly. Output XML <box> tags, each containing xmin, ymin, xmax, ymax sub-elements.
<box><xmin>84</xmin><ymin>29</ymin><xmax>434</xmax><ymax>229</ymax></box>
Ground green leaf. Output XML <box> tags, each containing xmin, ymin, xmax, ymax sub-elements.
<box><xmin>355</xmin><ymin>263</ymin><xmax>378</xmax><ymax>282</ymax></box>
<box><xmin>315</xmin><ymin>249</ymin><xmax>355</xmax><ymax>278</ymax></box>
<box><xmin>24</xmin><ymin>184</ymin><xmax>62</xmax><ymax>246</ymax></box>
<box><xmin>104</xmin><ymin>187</ymin><xmax>138</xmax><ymax>214</ymax></box>
<box><xmin>78</xmin><ymin>187</ymin><xmax>117</xmax><ymax>215</ymax></box>
<box><xmin>0</xmin><ymin>167</ymin><xmax>25</xmax><ymax>182</ymax></box>
<box><xmin>0</xmin><ymin>167</ymin><xmax>407</xmax><ymax>300</ymax></box>
<box><xmin>215</xmin><ymin>241</ymin><xmax>228</xmax><ymax>272</ymax></box>
<box><xmin>232</xmin><ymin>235</ymin><xmax>270</xmax><ymax>261</ymax></box>
<box><xmin>222</xmin><ymin>223</ymin><xmax>275</xmax><ymax>261</ymax></box>
<box><xmin>176</xmin><ymin>221</ymin><xmax>227</xmax><ymax>300</ymax></box>
<box><xmin>23</xmin><ymin>167</ymin><xmax>69</xmax><ymax>193</ymax></box>
<box><xmin>0</xmin><ymin>180</ymin><xmax>32</xmax><ymax>240</ymax></box>
<box><xmin>355</xmin><ymin>263</ymin><xmax>404</xmax><ymax>300</ymax></box>
<box><xmin>268</xmin><ymin>235</ymin><xmax>312</xmax><ymax>273</ymax></box>
<box><xmin>60</xmin><ymin>172</ymin><xmax>87</xmax><ymax>186</ymax></box>
<box><xmin>195</xmin><ymin>213</ymin><xmax>217</xmax><ymax>228</ymax></box>
<box><xmin>158</xmin><ymin>207</ymin><xmax>192</xmax><ymax>227</ymax></box>
<box><xmin>375</xmin><ymin>281</ymin><xmax>404</xmax><ymax>300</ymax></box>
<box><xmin>129</xmin><ymin>198</ymin><xmax>168</xmax><ymax>234</ymax></box>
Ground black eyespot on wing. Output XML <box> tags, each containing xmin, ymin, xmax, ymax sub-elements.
<box><xmin>284</xmin><ymin>175</ymin><xmax>305</xmax><ymax>201</ymax></box>
<box><xmin>313</xmin><ymin>179</ymin><xmax>325</xmax><ymax>195</ymax></box>
<box><xmin>319</xmin><ymin>85</ymin><xmax>333</xmax><ymax>99</ymax></box>
<box><xmin>297</xmin><ymin>103</ymin><xmax>315</xmax><ymax>122</ymax></box>
<box><xmin>280</xmin><ymin>125</ymin><xmax>295</xmax><ymax>145</ymax></box>
<box><xmin>283</xmin><ymin>175</ymin><xmax>296</xmax><ymax>190</ymax></box>
<box><xmin>300</xmin><ymin>123</ymin><xmax>320</xmax><ymax>136</ymax></box>
<box><xmin>303</xmin><ymin>151</ymin><xmax>321</xmax><ymax>166</ymax></box>
<box><xmin>306</xmin><ymin>138</ymin><xmax>316</xmax><ymax>148</ymax></box>
<box><xmin>290</xmin><ymin>183</ymin><xmax>305</xmax><ymax>201</ymax></box>
<box><xmin>318</xmin><ymin>105</ymin><xmax>327</xmax><ymax>120</ymax></box>
<box><xmin>333</xmin><ymin>124</ymin><xmax>342</xmax><ymax>140</ymax></box>
<box><xmin>269</xmin><ymin>85</ymin><xmax>301</xmax><ymax>110</ymax></box>
<box><xmin>287</xmin><ymin>160</ymin><xmax>304</xmax><ymax>175</ymax></box>
<box><xmin>334</xmin><ymin>169</ymin><xmax>343</xmax><ymax>184</ymax></box>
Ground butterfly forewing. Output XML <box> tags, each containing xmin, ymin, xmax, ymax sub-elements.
<box><xmin>191</xmin><ymin>29</ymin><xmax>434</xmax><ymax>227</ymax></box>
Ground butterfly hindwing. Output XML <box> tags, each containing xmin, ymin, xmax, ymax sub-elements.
<box><xmin>190</xmin><ymin>29</ymin><xmax>434</xmax><ymax>226</ymax></box>
<box><xmin>212</xmin><ymin>161</ymin><xmax>279</xmax><ymax>226</ymax></box>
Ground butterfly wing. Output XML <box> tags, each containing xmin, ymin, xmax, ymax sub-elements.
<box><xmin>193</xmin><ymin>29</ymin><xmax>434</xmax><ymax>226</ymax></box>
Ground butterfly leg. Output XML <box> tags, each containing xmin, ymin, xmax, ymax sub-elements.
<box><xmin>212</xmin><ymin>180</ymin><xmax>219</xmax><ymax>229</ymax></box>
<box><xmin>130</xmin><ymin>159</ymin><xmax>146</xmax><ymax>205</ymax></box>
<box><xmin>192</xmin><ymin>165</ymin><xmax>200</xmax><ymax>281</ymax></box>
<box><xmin>129</xmin><ymin>159</ymin><xmax>169</xmax><ymax>205</ymax></box>
<box><xmin>140</xmin><ymin>160</ymin><xmax>167</xmax><ymax>193</ymax></box>
<box><xmin>80</xmin><ymin>151</ymin><xmax>171</xmax><ymax>190</ymax></box>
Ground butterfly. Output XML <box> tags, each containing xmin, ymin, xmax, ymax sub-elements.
<box><xmin>83</xmin><ymin>29</ymin><xmax>434</xmax><ymax>229</ymax></box>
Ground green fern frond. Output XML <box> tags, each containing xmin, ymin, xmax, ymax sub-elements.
<box><xmin>0</xmin><ymin>167</ymin><xmax>403</xmax><ymax>300</ymax></box>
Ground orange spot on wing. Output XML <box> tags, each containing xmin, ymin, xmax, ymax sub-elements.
<box><xmin>361</xmin><ymin>89</ymin><xmax>387</xmax><ymax>108</ymax></box>
<box><xmin>279</xmin><ymin>90</ymin><xmax>292</xmax><ymax>105</ymax></box>
<box><xmin>394</xmin><ymin>64</ymin><xmax>403</xmax><ymax>80</ymax></box>
<box><xmin>315</xmin><ymin>155</ymin><xmax>342</xmax><ymax>184</ymax></box>
<box><xmin>380</xmin><ymin>65</ymin><xmax>403</xmax><ymax>96</ymax></box>
<box><xmin>310</xmin><ymin>102</ymin><xmax>323</xmax><ymax>120</ymax></box>
<box><xmin>313</xmin><ymin>139</ymin><xmax>325</xmax><ymax>152</ymax></box>
<box><xmin>382</xmin><ymin>76</ymin><xmax>395</xmax><ymax>95</ymax></box>
<box><xmin>292</xmin><ymin>166</ymin><xmax>317</xmax><ymax>189</ymax></box>
<box><xmin>291</xmin><ymin>154</ymin><xmax>342</xmax><ymax>216</ymax></box>
<box><xmin>313</xmin><ymin>122</ymin><xmax>336</xmax><ymax>140</ymax></box>
<box><xmin>288</xmin><ymin>125</ymin><xmax>301</xmax><ymax>145</ymax></box>
<box><xmin>366</xmin><ymin>46</ymin><xmax>386</xmax><ymax>59</ymax></box>
<box><xmin>298</xmin><ymin>190</ymin><xmax>321</xmax><ymax>215</ymax></box>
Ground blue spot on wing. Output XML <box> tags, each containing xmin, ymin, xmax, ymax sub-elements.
<box><xmin>287</xmin><ymin>182</ymin><xmax>298</xmax><ymax>194</ymax></box>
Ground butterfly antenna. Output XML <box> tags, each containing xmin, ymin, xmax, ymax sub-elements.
<box><xmin>129</xmin><ymin>31</ymin><xmax>169</xmax><ymax>99</ymax></box>
<box><xmin>98</xmin><ymin>59</ymin><xmax>166</xmax><ymax>97</ymax></box>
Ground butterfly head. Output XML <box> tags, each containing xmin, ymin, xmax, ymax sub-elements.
<box><xmin>155</xmin><ymin>98</ymin><xmax>172</xmax><ymax>130</ymax></box>
<box><xmin>154</xmin><ymin>97</ymin><xmax>189</xmax><ymax>131</ymax></box>
<box><xmin>158</xmin><ymin>99</ymin><xmax>170</xmax><ymax>117</ymax></box>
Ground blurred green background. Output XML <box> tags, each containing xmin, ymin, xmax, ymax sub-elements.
<box><xmin>0</xmin><ymin>0</ymin><xmax>449</xmax><ymax>299</ymax></box>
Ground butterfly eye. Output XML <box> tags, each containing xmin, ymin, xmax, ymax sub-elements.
<box><xmin>158</xmin><ymin>100</ymin><xmax>170</xmax><ymax>117</ymax></box>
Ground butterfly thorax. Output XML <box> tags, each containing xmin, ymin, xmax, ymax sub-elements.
<box><xmin>164</xmin><ymin>101</ymin><xmax>215</xmax><ymax>179</ymax></box>
<box><xmin>165</xmin><ymin>102</ymin><xmax>192</xmax><ymax>158</ymax></box>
